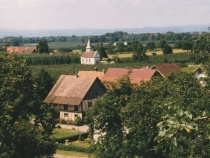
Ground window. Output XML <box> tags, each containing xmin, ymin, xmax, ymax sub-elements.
<box><xmin>88</xmin><ymin>101</ymin><xmax>92</xmax><ymax>107</ymax></box>
<box><xmin>74</xmin><ymin>106</ymin><xmax>78</xmax><ymax>111</ymax></box>
<box><xmin>64</xmin><ymin>113</ymin><xmax>68</xmax><ymax>117</ymax></box>
<box><xmin>64</xmin><ymin>105</ymin><xmax>68</xmax><ymax>111</ymax></box>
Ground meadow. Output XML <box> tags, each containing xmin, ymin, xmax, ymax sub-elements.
<box><xmin>48</xmin><ymin>42</ymin><xmax>85</xmax><ymax>49</ymax></box>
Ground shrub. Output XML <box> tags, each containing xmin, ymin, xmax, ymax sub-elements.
<box><xmin>54</xmin><ymin>133</ymin><xmax>89</xmax><ymax>143</ymax></box>
<box><xmin>74</xmin><ymin>117</ymin><xmax>83</xmax><ymax>126</ymax></box>
<box><xmin>57</xmin><ymin>144</ymin><xmax>89</xmax><ymax>153</ymax></box>
<box><xmin>163</xmin><ymin>44</ymin><xmax>173</xmax><ymax>55</ymax></box>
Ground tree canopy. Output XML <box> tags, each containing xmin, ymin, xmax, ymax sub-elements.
<box><xmin>36</xmin><ymin>39</ymin><xmax>49</xmax><ymax>53</ymax></box>
<box><xmin>87</xmin><ymin>71</ymin><xmax>210</xmax><ymax>158</ymax></box>
<box><xmin>163</xmin><ymin>44</ymin><xmax>173</xmax><ymax>54</ymax></box>
<box><xmin>0</xmin><ymin>53</ymin><xmax>58</xmax><ymax>158</ymax></box>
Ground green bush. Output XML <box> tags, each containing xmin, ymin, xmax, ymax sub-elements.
<box><xmin>57</xmin><ymin>144</ymin><xmax>89</xmax><ymax>153</ymax></box>
<box><xmin>54</xmin><ymin>133</ymin><xmax>89</xmax><ymax>143</ymax></box>
<box><xmin>74</xmin><ymin>117</ymin><xmax>83</xmax><ymax>126</ymax></box>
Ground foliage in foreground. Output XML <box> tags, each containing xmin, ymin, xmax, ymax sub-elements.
<box><xmin>0</xmin><ymin>53</ymin><xmax>59</xmax><ymax>158</ymax></box>
<box><xmin>87</xmin><ymin>71</ymin><xmax>210</xmax><ymax>158</ymax></box>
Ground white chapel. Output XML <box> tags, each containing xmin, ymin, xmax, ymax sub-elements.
<box><xmin>80</xmin><ymin>38</ymin><xmax>100</xmax><ymax>65</ymax></box>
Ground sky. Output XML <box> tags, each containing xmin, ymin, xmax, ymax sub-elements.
<box><xmin>1</xmin><ymin>0</ymin><xmax>210</xmax><ymax>30</ymax></box>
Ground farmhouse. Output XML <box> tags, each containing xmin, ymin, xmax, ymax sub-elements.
<box><xmin>44</xmin><ymin>75</ymin><xmax>106</xmax><ymax>122</ymax></box>
<box><xmin>193</xmin><ymin>66</ymin><xmax>207</xmax><ymax>86</ymax></box>
<box><xmin>193</xmin><ymin>66</ymin><xmax>207</xmax><ymax>79</ymax></box>
<box><xmin>152</xmin><ymin>63</ymin><xmax>181</xmax><ymax>77</ymax></box>
<box><xmin>102</xmin><ymin>68</ymin><xmax>160</xmax><ymax>84</ymax></box>
<box><xmin>81</xmin><ymin>38</ymin><xmax>100</xmax><ymax>65</ymax></box>
<box><xmin>7</xmin><ymin>46</ymin><xmax>36</xmax><ymax>54</ymax></box>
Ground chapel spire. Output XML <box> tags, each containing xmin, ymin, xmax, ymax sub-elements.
<box><xmin>86</xmin><ymin>37</ymin><xmax>92</xmax><ymax>52</ymax></box>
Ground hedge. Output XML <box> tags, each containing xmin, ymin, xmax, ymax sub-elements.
<box><xmin>54</xmin><ymin>132</ymin><xmax>89</xmax><ymax>143</ymax></box>
<box><xmin>56</xmin><ymin>143</ymin><xmax>90</xmax><ymax>153</ymax></box>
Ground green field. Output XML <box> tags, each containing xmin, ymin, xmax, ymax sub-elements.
<box><xmin>51</xmin><ymin>128</ymin><xmax>80</xmax><ymax>140</ymax></box>
<box><xmin>48</xmin><ymin>42</ymin><xmax>85</xmax><ymax>49</ymax></box>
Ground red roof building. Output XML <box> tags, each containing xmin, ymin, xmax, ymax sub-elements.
<box><xmin>152</xmin><ymin>64</ymin><xmax>181</xmax><ymax>77</ymax></box>
<box><xmin>7</xmin><ymin>46</ymin><xmax>36</xmax><ymax>54</ymax></box>
<box><xmin>78</xmin><ymin>70</ymin><xmax>105</xmax><ymax>81</ymax></box>
<box><xmin>102</xmin><ymin>68</ymin><xmax>160</xmax><ymax>84</ymax></box>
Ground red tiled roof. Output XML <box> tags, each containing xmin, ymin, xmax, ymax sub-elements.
<box><xmin>129</xmin><ymin>69</ymin><xmax>157</xmax><ymax>81</ymax></box>
<box><xmin>78</xmin><ymin>71</ymin><xmax>104</xmax><ymax>81</ymax></box>
<box><xmin>7</xmin><ymin>46</ymin><xmax>36</xmax><ymax>54</ymax></box>
<box><xmin>81</xmin><ymin>51</ymin><xmax>96</xmax><ymax>58</ymax></box>
<box><xmin>102</xmin><ymin>68</ymin><xmax>157</xmax><ymax>84</ymax></box>
<box><xmin>153</xmin><ymin>64</ymin><xmax>181</xmax><ymax>77</ymax></box>
<box><xmin>44</xmin><ymin>75</ymin><xmax>98</xmax><ymax>105</ymax></box>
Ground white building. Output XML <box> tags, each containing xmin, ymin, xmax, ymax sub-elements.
<box><xmin>81</xmin><ymin>38</ymin><xmax>100</xmax><ymax>65</ymax></box>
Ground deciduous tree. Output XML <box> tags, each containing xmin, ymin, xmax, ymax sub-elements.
<box><xmin>0</xmin><ymin>53</ymin><xmax>58</xmax><ymax>158</ymax></box>
<box><xmin>88</xmin><ymin>71</ymin><xmax>210</xmax><ymax>157</ymax></box>
<box><xmin>37</xmin><ymin>39</ymin><xmax>49</xmax><ymax>53</ymax></box>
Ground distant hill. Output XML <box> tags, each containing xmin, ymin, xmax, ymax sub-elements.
<box><xmin>0</xmin><ymin>24</ymin><xmax>210</xmax><ymax>37</ymax></box>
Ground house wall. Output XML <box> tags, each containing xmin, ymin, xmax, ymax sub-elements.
<box><xmin>81</xmin><ymin>57</ymin><xmax>92</xmax><ymax>64</ymax></box>
<box><xmin>57</xmin><ymin>104</ymin><xmax>83</xmax><ymax>121</ymax></box>
<box><xmin>84</xmin><ymin>79</ymin><xmax>106</xmax><ymax>100</ymax></box>
<box><xmin>80</xmin><ymin>56</ymin><xmax>100</xmax><ymax>65</ymax></box>
<box><xmin>194</xmin><ymin>71</ymin><xmax>207</xmax><ymax>79</ymax></box>
<box><xmin>60</xmin><ymin>111</ymin><xmax>83</xmax><ymax>121</ymax></box>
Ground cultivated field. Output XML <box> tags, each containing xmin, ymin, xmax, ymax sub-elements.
<box><xmin>108</xmin><ymin>49</ymin><xmax>188</xmax><ymax>59</ymax></box>
<box><xmin>48</xmin><ymin>42</ymin><xmax>85</xmax><ymax>49</ymax></box>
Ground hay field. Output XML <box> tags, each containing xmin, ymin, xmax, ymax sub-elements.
<box><xmin>108</xmin><ymin>49</ymin><xmax>188</xmax><ymax>59</ymax></box>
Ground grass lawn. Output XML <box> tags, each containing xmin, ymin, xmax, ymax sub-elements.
<box><xmin>51</xmin><ymin>128</ymin><xmax>80</xmax><ymax>140</ymax></box>
<box><xmin>56</xmin><ymin>150</ymin><xmax>89</xmax><ymax>157</ymax></box>
<box><xmin>181</xmin><ymin>64</ymin><xmax>199</xmax><ymax>73</ymax></box>
<box><xmin>68</xmin><ymin>140</ymin><xmax>90</xmax><ymax>148</ymax></box>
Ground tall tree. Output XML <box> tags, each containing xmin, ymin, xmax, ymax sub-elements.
<box><xmin>88</xmin><ymin>75</ymin><xmax>133</xmax><ymax>158</ymax></box>
<box><xmin>97</xmin><ymin>44</ymin><xmax>108</xmax><ymax>59</ymax></box>
<box><xmin>146</xmin><ymin>42</ymin><xmax>155</xmax><ymax>51</ymax></box>
<box><xmin>132</xmin><ymin>41</ymin><xmax>147</xmax><ymax>61</ymax></box>
<box><xmin>163</xmin><ymin>44</ymin><xmax>173</xmax><ymax>54</ymax></box>
<box><xmin>36</xmin><ymin>68</ymin><xmax>54</xmax><ymax>100</ymax></box>
<box><xmin>156</xmin><ymin>39</ymin><xmax>167</xmax><ymax>49</ymax></box>
<box><xmin>0</xmin><ymin>53</ymin><xmax>58</xmax><ymax>158</ymax></box>
<box><xmin>37</xmin><ymin>39</ymin><xmax>49</xmax><ymax>53</ymax></box>
<box><xmin>182</xmin><ymin>41</ymin><xmax>193</xmax><ymax>52</ymax></box>
<box><xmin>190</xmin><ymin>33</ymin><xmax>210</xmax><ymax>64</ymax></box>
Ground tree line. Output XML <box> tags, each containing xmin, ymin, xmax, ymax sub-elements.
<box><xmin>0</xmin><ymin>31</ymin><xmax>199</xmax><ymax>46</ymax></box>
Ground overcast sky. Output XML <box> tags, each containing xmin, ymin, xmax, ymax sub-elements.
<box><xmin>1</xmin><ymin>0</ymin><xmax>210</xmax><ymax>30</ymax></box>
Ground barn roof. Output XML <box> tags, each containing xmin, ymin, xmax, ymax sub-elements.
<box><xmin>153</xmin><ymin>64</ymin><xmax>181</xmax><ymax>77</ymax></box>
<box><xmin>102</xmin><ymin>68</ymin><xmax>158</xmax><ymax>84</ymax></box>
<box><xmin>44</xmin><ymin>75</ymin><xmax>98</xmax><ymax>105</ymax></box>
<box><xmin>78</xmin><ymin>71</ymin><xmax>104</xmax><ymax>81</ymax></box>
<box><xmin>7</xmin><ymin>46</ymin><xmax>36</xmax><ymax>54</ymax></box>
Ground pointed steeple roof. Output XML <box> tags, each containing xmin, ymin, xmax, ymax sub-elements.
<box><xmin>86</xmin><ymin>37</ymin><xmax>92</xmax><ymax>52</ymax></box>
